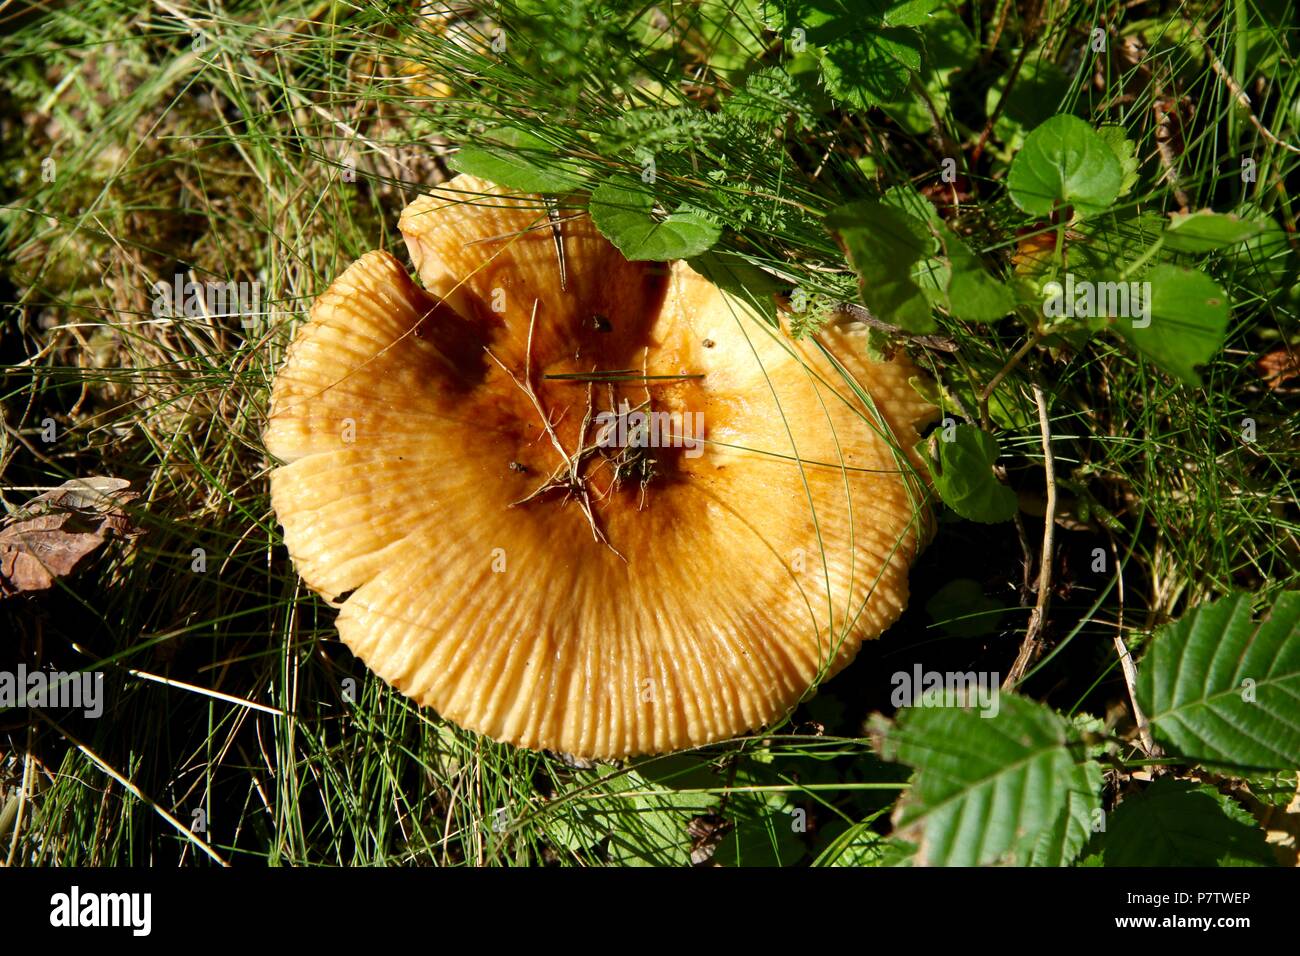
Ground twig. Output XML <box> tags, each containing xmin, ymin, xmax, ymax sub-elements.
<box><xmin>973</xmin><ymin>39</ymin><xmax>1033</xmax><ymax>163</ymax></box>
<box><xmin>977</xmin><ymin>330</ymin><xmax>1043</xmax><ymax>430</ymax></box>
<box><xmin>1107</xmin><ymin>531</ymin><xmax>1158</xmax><ymax>758</ymax></box>
<box><xmin>1004</xmin><ymin>381</ymin><xmax>1055</xmax><ymax>688</ymax></box>
<box><xmin>485</xmin><ymin>303</ymin><xmax>623</xmax><ymax>559</ymax></box>
<box><xmin>1191</xmin><ymin>18</ymin><xmax>1300</xmax><ymax>155</ymax></box>
<box><xmin>545</xmin><ymin>198</ymin><xmax>567</xmax><ymax>292</ymax></box>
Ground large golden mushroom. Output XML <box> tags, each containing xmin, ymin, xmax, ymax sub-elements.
<box><xmin>266</xmin><ymin>173</ymin><xmax>938</xmax><ymax>758</ymax></box>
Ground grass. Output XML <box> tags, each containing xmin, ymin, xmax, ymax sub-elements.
<box><xmin>1</xmin><ymin>0</ymin><xmax>1297</xmax><ymax>866</ymax></box>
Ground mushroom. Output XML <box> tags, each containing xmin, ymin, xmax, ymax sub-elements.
<box><xmin>266</xmin><ymin>173</ymin><xmax>939</xmax><ymax>758</ymax></box>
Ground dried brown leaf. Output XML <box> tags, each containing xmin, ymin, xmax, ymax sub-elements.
<box><xmin>0</xmin><ymin>477</ymin><xmax>141</xmax><ymax>598</ymax></box>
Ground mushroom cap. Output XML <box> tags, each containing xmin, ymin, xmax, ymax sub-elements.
<box><xmin>266</xmin><ymin>174</ymin><xmax>938</xmax><ymax>758</ymax></box>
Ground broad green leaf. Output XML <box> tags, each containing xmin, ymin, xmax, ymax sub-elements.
<box><xmin>588</xmin><ymin>181</ymin><xmax>721</xmax><ymax>261</ymax></box>
<box><xmin>882</xmin><ymin>183</ymin><xmax>940</xmax><ymax>225</ymax></box>
<box><xmin>927</xmin><ymin>424</ymin><xmax>1018</xmax><ymax>523</ymax></box>
<box><xmin>985</xmin><ymin>54</ymin><xmax>1071</xmax><ymax>153</ymax></box>
<box><xmin>1243</xmin><ymin>770</ymin><xmax>1298</xmax><ymax>808</ymax></box>
<box><xmin>541</xmin><ymin>764</ymin><xmax>719</xmax><ymax>863</ymax></box>
<box><xmin>1112</xmin><ymin>263</ymin><xmax>1229</xmax><ymax>385</ymax></box>
<box><xmin>925</xmin><ymin>578</ymin><xmax>1006</xmax><ymax>638</ymax></box>
<box><xmin>591</xmin><ymin>766</ymin><xmax>717</xmax><ymax>866</ymax></box>
<box><xmin>937</xmin><ymin>226</ymin><xmax>1016</xmax><ymax>322</ymax></box>
<box><xmin>1096</xmin><ymin>125</ymin><xmax>1139</xmax><ymax>197</ymax></box>
<box><xmin>1091</xmin><ymin>778</ymin><xmax>1274</xmax><ymax>866</ymax></box>
<box><xmin>765</xmin><ymin>0</ymin><xmax>868</xmax><ymax>45</ymax></box>
<box><xmin>1007</xmin><ymin>115</ymin><xmax>1124</xmax><ymax>217</ymax></box>
<box><xmin>1164</xmin><ymin>210</ymin><xmax>1267</xmax><ymax>254</ymax></box>
<box><xmin>1021</xmin><ymin>759</ymin><xmax>1104</xmax><ymax>866</ymax></box>
<box><xmin>767</xmin><ymin>0</ymin><xmax>937</xmax><ymax>40</ymax></box>
<box><xmin>1136</xmin><ymin>591</ymin><xmax>1300</xmax><ymax>770</ymax></box>
<box><xmin>1224</xmin><ymin>213</ymin><xmax>1294</xmax><ymax>299</ymax></box>
<box><xmin>449</xmin><ymin>129</ymin><xmax>585</xmax><ymax>193</ymax></box>
<box><xmin>880</xmin><ymin>695</ymin><xmax>1100</xmax><ymax>866</ymax></box>
<box><xmin>881</xmin><ymin>0</ymin><xmax>947</xmax><ymax>26</ymax></box>
<box><xmin>1072</xmin><ymin>208</ymin><xmax>1168</xmax><ymax>277</ymax></box>
<box><xmin>713</xmin><ymin>793</ymin><xmax>806</xmax><ymax>866</ymax></box>
<box><xmin>881</xmin><ymin>8</ymin><xmax>976</xmax><ymax>133</ymax></box>
<box><xmin>819</xmin><ymin>27</ymin><xmax>922</xmax><ymax>109</ymax></box>
<box><xmin>826</xmin><ymin>199</ymin><xmax>937</xmax><ymax>332</ymax></box>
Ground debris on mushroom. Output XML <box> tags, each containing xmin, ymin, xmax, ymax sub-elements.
<box><xmin>266</xmin><ymin>173</ymin><xmax>939</xmax><ymax>758</ymax></box>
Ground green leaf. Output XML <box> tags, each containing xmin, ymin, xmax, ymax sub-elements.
<box><xmin>767</xmin><ymin>0</ymin><xmax>938</xmax><ymax>40</ymax></box>
<box><xmin>925</xmin><ymin>578</ymin><xmax>1006</xmax><ymax>638</ymax></box>
<box><xmin>1021</xmin><ymin>759</ymin><xmax>1104</xmax><ymax>866</ymax></box>
<box><xmin>937</xmin><ymin>227</ymin><xmax>1016</xmax><ymax>322</ymax></box>
<box><xmin>1091</xmin><ymin>779</ymin><xmax>1274</xmax><ymax>866</ymax></box>
<box><xmin>1007</xmin><ymin>114</ymin><xmax>1124</xmax><ymax>217</ymax></box>
<box><xmin>880</xmin><ymin>695</ymin><xmax>1101</xmax><ymax>866</ymax></box>
<box><xmin>826</xmin><ymin>199</ymin><xmax>937</xmax><ymax>332</ymax></box>
<box><xmin>880</xmin><ymin>0</ymin><xmax>947</xmax><ymax>26</ymax></box>
<box><xmin>449</xmin><ymin>129</ymin><xmax>585</xmax><ymax>193</ymax></box>
<box><xmin>819</xmin><ymin>27</ymin><xmax>922</xmax><ymax>109</ymax></box>
<box><xmin>726</xmin><ymin>66</ymin><xmax>818</xmax><ymax>129</ymax></box>
<box><xmin>588</xmin><ymin>180</ymin><xmax>721</xmax><ymax>261</ymax></box>
<box><xmin>1112</xmin><ymin>263</ymin><xmax>1229</xmax><ymax>385</ymax></box>
<box><xmin>1164</xmin><ymin>210</ymin><xmax>1267</xmax><ymax>254</ymax></box>
<box><xmin>927</xmin><ymin>424</ymin><xmax>1018</xmax><ymax>523</ymax></box>
<box><xmin>541</xmin><ymin>763</ymin><xmax>719</xmax><ymax>863</ymax></box>
<box><xmin>984</xmin><ymin>55</ymin><xmax>1071</xmax><ymax>153</ymax></box>
<box><xmin>713</xmin><ymin>793</ymin><xmax>806</xmax><ymax>866</ymax></box>
<box><xmin>1096</xmin><ymin>125</ymin><xmax>1139</xmax><ymax>197</ymax></box>
<box><xmin>811</xmin><ymin>813</ymin><xmax>895</xmax><ymax>866</ymax></box>
<box><xmin>880</xmin><ymin>7</ymin><xmax>976</xmax><ymax>133</ymax></box>
<box><xmin>1136</xmin><ymin>591</ymin><xmax>1300</xmax><ymax>770</ymax></box>
<box><xmin>685</xmin><ymin>251</ymin><xmax>784</xmax><ymax>322</ymax></box>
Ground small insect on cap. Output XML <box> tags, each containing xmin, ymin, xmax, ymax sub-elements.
<box><xmin>266</xmin><ymin>173</ymin><xmax>939</xmax><ymax>759</ymax></box>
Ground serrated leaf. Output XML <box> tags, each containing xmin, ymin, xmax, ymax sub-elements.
<box><xmin>588</xmin><ymin>181</ymin><xmax>721</xmax><ymax>261</ymax></box>
<box><xmin>927</xmin><ymin>424</ymin><xmax>1018</xmax><ymax>523</ymax></box>
<box><xmin>1091</xmin><ymin>778</ymin><xmax>1274</xmax><ymax>866</ymax></box>
<box><xmin>726</xmin><ymin>66</ymin><xmax>817</xmax><ymax>129</ymax></box>
<box><xmin>881</xmin><ymin>695</ymin><xmax>1099</xmax><ymax>866</ymax></box>
<box><xmin>1021</xmin><ymin>759</ymin><xmax>1104</xmax><ymax>866</ymax></box>
<box><xmin>1164</xmin><ymin>210</ymin><xmax>1267</xmax><ymax>253</ymax></box>
<box><xmin>1112</xmin><ymin>263</ymin><xmax>1229</xmax><ymax>385</ymax></box>
<box><xmin>881</xmin><ymin>0</ymin><xmax>947</xmax><ymax>26</ymax></box>
<box><xmin>826</xmin><ymin>199</ymin><xmax>937</xmax><ymax>332</ymax></box>
<box><xmin>819</xmin><ymin>27</ymin><xmax>922</xmax><ymax>109</ymax></box>
<box><xmin>1136</xmin><ymin>591</ymin><xmax>1300</xmax><ymax>770</ymax></box>
<box><xmin>1007</xmin><ymin>114</ymin><xmax>1124</xmax><ymax>217</ymax></box>
<box><xmin>449</xmin><ymin>130</ymin><xmax>585</xmax><ymax>193</ymax></box>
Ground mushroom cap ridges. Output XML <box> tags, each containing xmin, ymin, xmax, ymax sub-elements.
<box><xmin>267</xmin><ymin>175</ymin><xmax>938</xmax><ymax>757</ymax></box>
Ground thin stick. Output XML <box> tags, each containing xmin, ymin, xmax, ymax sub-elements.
<box><xmin>978</xmin><ymin>330</ymin><xmax>1043</xmax><ymax>429</ymax></box>
<box><xmin>485</xmin><ymin>304</ymin><xmax>622</xmax><ymax>558</ymax></box>
<box><xmin>546</xmin><ymin>198</ymin><xmax>567</xmax><ymax>291</ymax></box>
<box><xmin>1004</xmin><ymin>381</ymin><xmax>1055</xmax><ymax>688</ymax></box>
<box><xmin>34</xmin><ymin>711</ymin><xmax>228</xmax><ymax>866</ymax></box>
<box><xmin>1108</xmin><ymin>532</ymin><xmax>1158</xmax><ymax>757</ymax></box>
<box><xmin>1191</xmin><ymin>19</ymin><xmax>1300</xmax><ymax>155</ymax></box>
